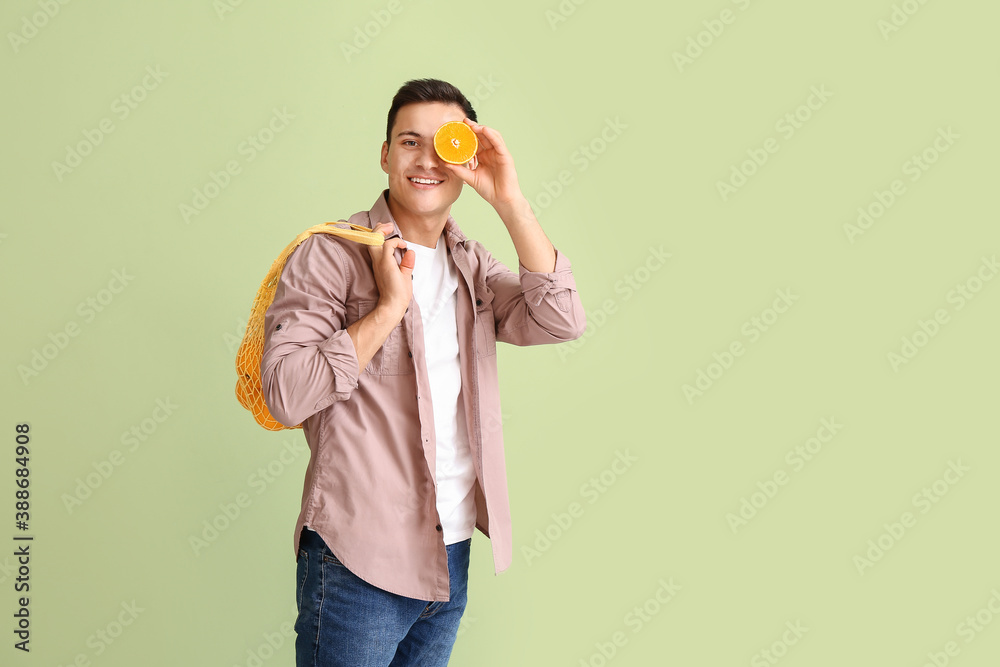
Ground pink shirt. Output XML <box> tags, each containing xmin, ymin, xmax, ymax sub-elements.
<box><xmin>261</xmin><ymin>189</ymin><xmax>586</xmax><ymax>601</ymax></box>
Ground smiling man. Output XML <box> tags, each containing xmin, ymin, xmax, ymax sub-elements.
<box><xmin>260</xmin><ymin>78</ymin><xmax>586</xmax><ymax>666</ymax></box>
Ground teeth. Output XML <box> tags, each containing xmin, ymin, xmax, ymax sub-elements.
<box><xmin>409</xmin><ymin>177</ymin><xmax>441</xmax><ymax>185</ymax></box>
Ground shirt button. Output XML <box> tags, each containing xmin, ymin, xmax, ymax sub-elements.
<box><xmin>476</xmin><ymin>298</ymin><xmax>483</xmax><ymax>306</ymax></box>
<box><xmin>435</xmin><ymin>524</ymin><xmax>442</xmax><ymax>531</ymax></box>
<box><xmin>408</xmin><ymin>351</ymin><xmax>412</xmax><ymax>357</ymax></box>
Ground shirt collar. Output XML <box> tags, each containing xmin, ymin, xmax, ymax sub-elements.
<box><xmin>368</xmin><ymin>188</ymin><xmax>469</xmax><ymax>249</ymax></box>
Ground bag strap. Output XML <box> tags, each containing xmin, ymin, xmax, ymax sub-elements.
<box><xmin>264</xmin><ymin>222</ymin><xmax>385</xmax><ymax>283</ymax></box>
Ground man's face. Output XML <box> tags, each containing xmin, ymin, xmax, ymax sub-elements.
<box><xmin>381</xmin><ymin>101</ymin><xmax>467</xmax><ymax>221</ymax></box>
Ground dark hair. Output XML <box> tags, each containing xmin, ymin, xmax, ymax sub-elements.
<box><xmin>385</xmin><ymin>78</ymin><xmax>477</xmax><ymax>144</ymax></box>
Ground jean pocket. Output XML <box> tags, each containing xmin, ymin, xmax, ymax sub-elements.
<box><xmin>322</xmin><ymin>550</ymin><xmax>345</xmax><ymax>567</ymax></box>
<box><xmin>296</xmin><ymin>550</ymin><xmax>309</xmax><ymax>612</ymax></box>
<box><xmin>419</xmin><ymin>600</ymin><xmax>444</xmax><ymax>619</ymax></box>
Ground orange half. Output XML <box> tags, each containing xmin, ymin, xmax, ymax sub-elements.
<box><xmin>434</xmin><ymin>121</ymin><xmax>478</xmax><ymax>165</ymax></box>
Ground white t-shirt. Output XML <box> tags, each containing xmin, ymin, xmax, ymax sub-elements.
<box><xmin>403</xmin><ymin>231</ymin><xmax>477</xmax><ymax>545</ymax></box>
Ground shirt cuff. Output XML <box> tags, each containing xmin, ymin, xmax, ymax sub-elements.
<box><xmin>518</xmin><ymin>247</ymin><xmax>577</xmax><ymax>307</ymax></box>
<box><xmin>315</xmin><ymin>328</ymin><xmax>360</xmax><ymax>408</ymax></box>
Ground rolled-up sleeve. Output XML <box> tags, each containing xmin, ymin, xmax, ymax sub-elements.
<box><xmin>485</xmin><ymin>245</ymin><xmax>586</xmax><ymax>346</ymax></box>
<box><xmin>260</xmin><ymin>234</ymin><xmax>360</xmax><ymax>427</ymax></box>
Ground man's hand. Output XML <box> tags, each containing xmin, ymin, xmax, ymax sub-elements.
<box><xmin>442</xmin><ymin>118</ymin><xmax>526</xmax><ymax>214</ymax></box>
<box><xmin>368</xmin><ymin>222</ymin><xmax>414</xmax><ymax>315</ymax></box>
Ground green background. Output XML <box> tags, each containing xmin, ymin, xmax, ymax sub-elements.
<box><xmin>2</xmin><ymin>1</ymin><xmax>998</xmax><ymax>665</ymax></box>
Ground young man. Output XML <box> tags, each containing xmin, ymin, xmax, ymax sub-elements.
<box><xmin>261</xmin><ymin>78</ymin><xmax>586</xmax><ymax>666</ymax></box>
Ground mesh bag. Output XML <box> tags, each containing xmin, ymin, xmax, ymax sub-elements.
<box><xmin>235</xmin><ymin>221</ymin><xmax>385</xmax><ymax>431</ymax></box>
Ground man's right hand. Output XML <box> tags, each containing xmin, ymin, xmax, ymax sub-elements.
<box><xmin>368</xmin><ymin>222</ymin><xmax>414</xmax><ymax>318</ymax></box>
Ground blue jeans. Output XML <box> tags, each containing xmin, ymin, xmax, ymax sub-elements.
<box><xmin>294</xmin><ymin>527</ymin><xmax>471</xmax><ymax>667</ymax></box>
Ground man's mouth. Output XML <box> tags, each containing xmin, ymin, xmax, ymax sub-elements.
<box><xmin>408</xmin><ymin>176</ymin><xmax>443</xmax><ymax>187</ymax></box>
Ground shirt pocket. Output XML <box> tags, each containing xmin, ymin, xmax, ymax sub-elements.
<box><xmin>356</xmin><ymin>299</ymin><xmax>409</xmax><ymax>375</ymax></box>
<box><xmin>474</xmin><ymin>283</ymin><xmax>497</xmax><ymax>358</ymax></box>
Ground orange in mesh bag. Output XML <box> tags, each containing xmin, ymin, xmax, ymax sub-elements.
<box><xmin>235</xmin><ymin>221</ymin><xmax>386</xmax><ymax>431</ymax></box>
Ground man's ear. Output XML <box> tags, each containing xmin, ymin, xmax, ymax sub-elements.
<box><xmin>380</xmin><ymin>141</ymin><xmax>389</xmax><ymax>174</ymax></box>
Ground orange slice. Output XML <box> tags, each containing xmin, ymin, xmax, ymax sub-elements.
<box><xmin>434</xmin><ymin>121</ymin><xmax>478</xmax><ymax>165</ymax></box>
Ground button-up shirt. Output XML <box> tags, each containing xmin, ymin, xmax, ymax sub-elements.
<box><xmin>261</xmin><ymin>189</ymin><xmax>586</xmax><ymax>601</ymax></box>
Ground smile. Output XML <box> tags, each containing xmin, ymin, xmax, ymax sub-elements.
<box><xmin>408</xmin><ymin>177</ymin><xmax>442</xmax><ymax>186</ymax></box>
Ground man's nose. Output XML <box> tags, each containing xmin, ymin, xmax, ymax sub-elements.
<box><xmin>417</xmin><ymin>144</ymin><xmax>441</xmax><ymax>169</ymax></box>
